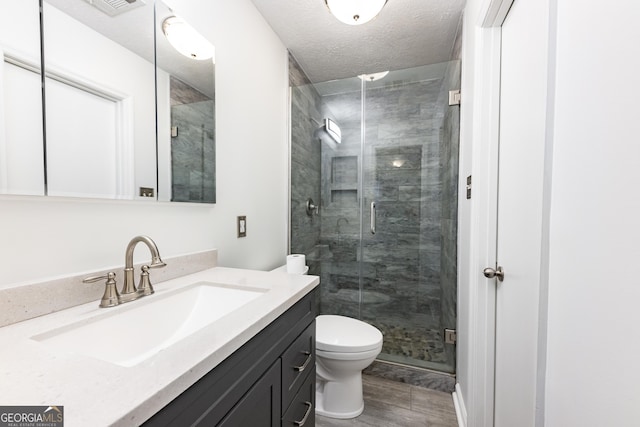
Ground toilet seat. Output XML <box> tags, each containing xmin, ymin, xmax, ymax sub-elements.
<box><xmin>316</xmin><ymin>346</ymin><xmax>381</xmax><ymax>361</ymax></box>
<box><xmin>316</xmin><ymin>315</ymin><xmax>383</xmax><ymax>353</ymax></box>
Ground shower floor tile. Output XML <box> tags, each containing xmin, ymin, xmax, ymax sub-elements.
<box><xmin>316</xmin><ymin>375</ymin><xmax>458</xmax><ymax>427</ymax></box>
<box><xmin>376</xmin><ymin>322</ymin><xmax>447</xmax><ymax>364</ymax></box>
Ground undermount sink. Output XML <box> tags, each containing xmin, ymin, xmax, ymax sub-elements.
<box><xmin>32</xmin><ymin>281</ymin><xmax>266</xmax><ymax>367</ymax></box>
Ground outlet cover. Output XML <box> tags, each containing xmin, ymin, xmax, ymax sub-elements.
<box><xmin>139</xmin><ymin>187</ymin><xmax>154</xmax><ymax>197</ymax></box>
<box><xmin>237</xmin><ymin>216</ymin><xmax>247</xmax><ymax>238</ymax></box>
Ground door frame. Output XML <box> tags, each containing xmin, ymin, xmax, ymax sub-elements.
<box><xmin>454</xmin><ymin>1</ymin><xmax>514</xmax><ymax>426</ymax></box>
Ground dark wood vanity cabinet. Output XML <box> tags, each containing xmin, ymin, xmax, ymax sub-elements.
<box><xmin>143</xmin><ymin>288</ymin><xmax>317</xmax><ymax>427</ymax></box>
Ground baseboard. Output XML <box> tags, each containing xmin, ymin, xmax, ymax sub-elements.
<box><xmin>452</xmin><ymin>382</ymin><xmax>468</xmax><ymax>427</ymax></box>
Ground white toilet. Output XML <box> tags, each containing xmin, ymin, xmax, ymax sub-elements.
<box><xmin>315</xmin><ymin>314</ymin><xmax>383</xmax><ymax>419</ymax></box>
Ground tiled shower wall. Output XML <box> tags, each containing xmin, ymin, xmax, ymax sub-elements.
<box><xmin>289</xmin><ymin>54</ymin><xmax>322</xmax><ymax>261</ymax></box>
<box><xmin>289</xmin><ymin>55</ymin><xmax>460</xmax><ymax>374</ymax></box>
<box><xmin>170</xmin><ymin>77</ymin><xmax>216</xmax><ymax>203</ymax></box>
<box><xmin>289</xmin><ymin>54</ymin><xmax>341</xmax><ymax>284</ymax></box>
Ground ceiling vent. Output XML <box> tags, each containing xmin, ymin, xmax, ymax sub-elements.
<box><xmin>85</xmin><ymin>0</ymin><xmax>145</xmax><ymax>17</ymax></box>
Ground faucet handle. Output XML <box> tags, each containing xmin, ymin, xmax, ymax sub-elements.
<box><xmin>137</xmin><ymin>265</ymin><xmax>155</xmax><ymax>296</ymax></box>
<box><xmin>83</xmin><ymin>272</ymin><xmax>116</xmax><ymax>283</ymax></box>
<box><xmin>83</xmin><ymin>272</ymin><xmax>120</xmax><ymax>308</ymax></box>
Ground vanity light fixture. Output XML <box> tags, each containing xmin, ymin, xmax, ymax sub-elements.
<box><xmin>324</xmin><ymin>0</ymin><xmax>388</xmax><ymax>25</ymax></box>
<box><xmin>162</xmin><ymin>16</ymin><xmax>214</xmax><ymax>61</ymax></box>
<box><xmin>324</xmin><ymin>118</ymin><xmax>342</xmax><ymax>144</ymax></box>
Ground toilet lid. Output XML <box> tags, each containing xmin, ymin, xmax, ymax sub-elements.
<box><xmin>316</xmin><ymin>315</ymin><xmax>383</xmax><ymax>352</ymax></box>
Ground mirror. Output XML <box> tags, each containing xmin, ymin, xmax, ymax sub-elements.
<box><xmin>42</xmin><ymin>0</ymin><xmax>157</xmax><ymax>199</ymax></box>
<box><xmin>155</xmin><ymin>1</ymin><xmax>216</xmax><ymax>204</ymax></box>
<box><xmin>0</xmin><ymin>0</ymin><xmax>215</xmax><ymax>203</ymax></box>
<box><xmin>0</xmin><ymin>2</ymin><xmax>45</xmax><ymax>196</ymax></box>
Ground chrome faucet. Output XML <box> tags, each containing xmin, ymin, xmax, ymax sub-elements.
<box><xmin>83</xmin><ymin>236</ymin><xmax>166</xmax><ymax>308</ymax></box>
<box><xmin>120</xmin><ymin>235</ymin><xmax>166</xmax><ymax>303</ymax></box>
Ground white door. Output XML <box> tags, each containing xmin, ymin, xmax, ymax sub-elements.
<box><xmin>492</xmin><ymin>0</ymin><xmax>549</xmax><ymax>425</ymax></box>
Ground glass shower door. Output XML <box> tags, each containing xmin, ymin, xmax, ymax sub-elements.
<box><xmin>359</xmin><ymin>62</ymin><xmax>460</xmax><ymax>373</ymax></box>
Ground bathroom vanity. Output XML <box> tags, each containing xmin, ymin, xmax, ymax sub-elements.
<box><xmin>143</xmin><ymin>288</ymin><xmax>317</xmax><ymax>426</ymax></box>
<box><xmin>0</xmin><ymin>266</ymin><xmax>318</xmax><ymax>426</ymax></box>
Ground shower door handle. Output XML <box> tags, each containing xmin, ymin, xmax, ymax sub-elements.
<box><xmin>370</xmin><ymin>201</ymin><xmax>376</xmax><ymax>234</ymax></box>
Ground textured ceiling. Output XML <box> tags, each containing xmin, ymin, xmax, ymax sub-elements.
<box><xmin>250</xmin><ymin>0</ymin><xmax>466</xmax><ymax>83</ymax></box>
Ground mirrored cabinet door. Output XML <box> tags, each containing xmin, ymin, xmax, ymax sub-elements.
<box><xmin>155</xmin><ymin>0</ymin><xmax>216</xmax><ymax>204</ymax></box>
<box><xmin>43</xmin><ymin>0</ymin><xmax>157</xmax><ymax>199</ymax></box>
<box><xmin>0</xmin><ymin>0</ymin><xmax>215</xmax><ymax>203</ymax></box>
<box><xmin>0</xmin><ymin>1</ymin><xmax>45</xmax><ymax>196</ymax></box>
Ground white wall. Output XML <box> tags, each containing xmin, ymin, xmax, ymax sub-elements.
<box><xmin>0</xmin><ymin>0</ymin><xmax>289</xmax><ymax>288</ymax></box>
<box><xmin>543</xmin><ymin>0</ymin><xmax>640</xmax><ymax>425</ymax></box>
<box><xmin>455</xmin><ymin>0</ymin><xmax>476</xmax><ymax>420</ymax></box>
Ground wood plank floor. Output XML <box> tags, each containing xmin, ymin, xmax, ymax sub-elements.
<box><xmin>316</xmin><ymin>374</ymin><xmax>458</xmax><ymax>427</ymax></box>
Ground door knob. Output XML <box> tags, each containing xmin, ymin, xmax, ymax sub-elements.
<box><xmin>483</xmin><ymin>266</ymin><xmax>505</xmax><ymax>282</ymax></box>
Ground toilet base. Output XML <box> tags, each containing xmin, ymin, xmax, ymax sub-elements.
<box><xmin>315</xmin><ymin>390</ymin><xmax>364</xmax><ymax>419</ymax></box>
<box><xmin>315</xmin><ymin>373</ymin><xmax>365</xmax><ymax>419</ymax></box>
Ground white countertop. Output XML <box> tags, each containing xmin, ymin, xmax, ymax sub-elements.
<box><xmin>0</xmin><ymin>267</ymin><xmax>319</xmax><ymax>426</ymax></box>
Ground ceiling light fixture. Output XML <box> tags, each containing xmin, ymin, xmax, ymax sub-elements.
<box><xmin>358</xmin><ymin>71</ymin><xmax>390</xmax><ymax>81</ymax></box>
<box><xmin>324</xmin><ymin>0</ymin><xmax>388</xmax><ymax>26</ymax></box>
<box><xmin>162</xmin><ymin>16</ymin><xmax>215</xmax><ymax>61</ymax></box>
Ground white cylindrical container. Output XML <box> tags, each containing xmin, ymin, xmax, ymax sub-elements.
<box><xmin>286</xmin><ymin>254</ymin><xmax>306</xmax><ymax>274</ymax></box>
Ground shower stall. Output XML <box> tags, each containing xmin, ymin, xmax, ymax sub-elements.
<box><xmin>289</xmin><ymin>55</ymin><xmax>460</xmax><ymax>375</ymax></box>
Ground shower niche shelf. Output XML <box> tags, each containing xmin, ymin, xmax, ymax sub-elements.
<box><xmin>331</xmin><ymin>189</ymin><xmax>357</xmax><ymax>204</ymax></box>
<box><xmin>330</xmin><ymin>156</ymin><xmax>358</xmax><ymax>203</ymax></box>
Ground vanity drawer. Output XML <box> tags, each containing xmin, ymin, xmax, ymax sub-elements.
<box><xmin>281</xmin><ymin>321</ymin><xmax>315</xmax><ymax>413</ymax></box>
<box><xmin>282</xmin><ymin>366</ymin><xmax>315</xmax><ymax>427</ymax></box>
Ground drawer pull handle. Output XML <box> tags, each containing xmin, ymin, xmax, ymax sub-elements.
<box><xmin>293</xmin><ymin>351</ymin><xmax>312</xmax><ymax>372</ymax></box>
<box><xmin>294</xmin><ymin>401</ymin><xmax>313</xmax><ymax>426</ymax></box>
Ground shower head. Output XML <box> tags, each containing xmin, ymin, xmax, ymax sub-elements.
<box><xmin>324</xmin><ymin>118</ymin><xmax>342</xmax><ymax>144</ymax></box>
